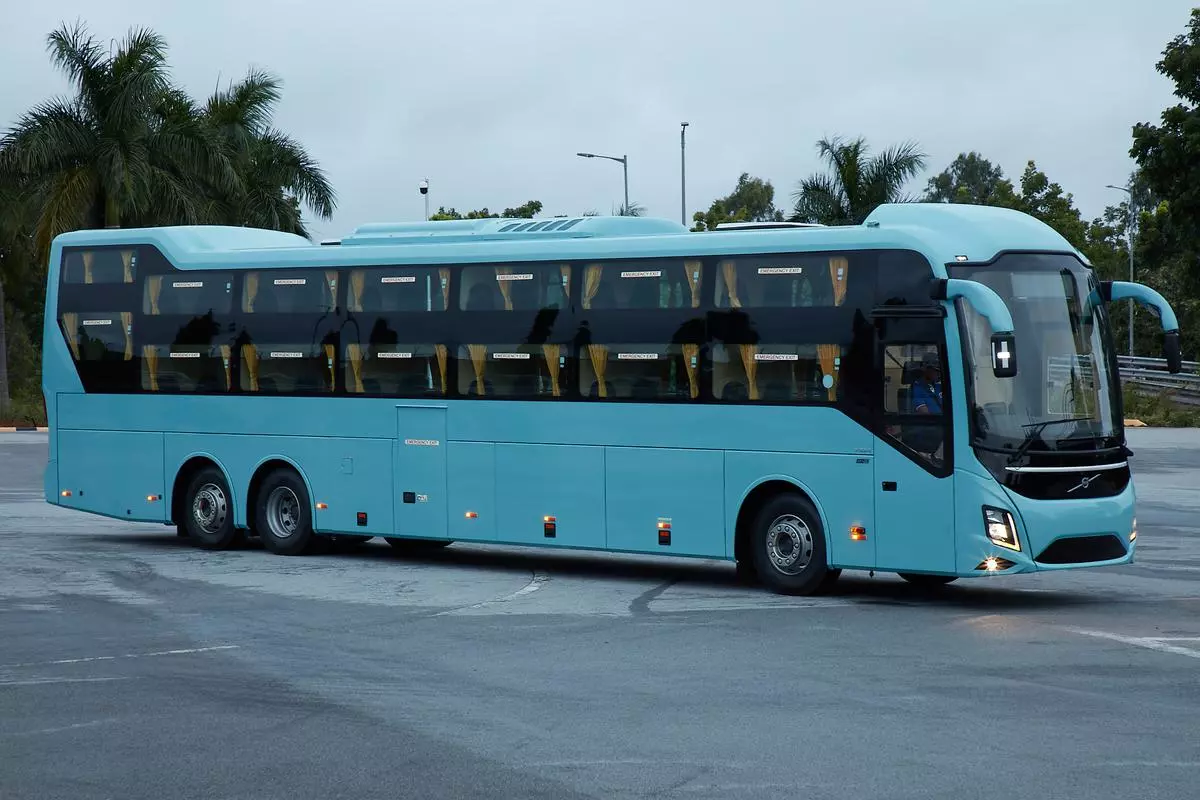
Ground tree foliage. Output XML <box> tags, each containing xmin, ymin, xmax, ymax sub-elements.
<box><xmin>923</xmin><ymin>152</ymin><xmax>1013</xmax><ymax>206</ymax></box>
<box><xmin>429</xmin><ymin>200</ymin><xmax>543</xmax><ymax>220</ymax></box>
<box><xmin>790</xmin><ymin>136</ymin><xmax>926</xmax><ymax>225</ymax></box>
<box><xmin>691</xmin><ymin>173</ymin><xmax>784</xmax><ymax>231</ymax></box>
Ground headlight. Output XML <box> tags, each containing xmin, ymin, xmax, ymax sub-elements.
<box><xmin>983</xmin><ymin>507</ymin><xmax>1020</xmax><ymax>551</ymax></box>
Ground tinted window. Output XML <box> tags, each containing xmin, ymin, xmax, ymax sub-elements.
<box><xmin>349</xmin><ymin>267</ymin><xmax>448</xmax><ymax>313</ymax></box>
<box><xmin>240</xmin><ymin>343</ymin><xmax>335</xmax><ymax>393</ymax></box>
<box><xmin>244</xmin><ymin>270</ymin><xmax>336</xmax><ymax>313</ymax></box>
<box><xmin>459</xmin><ymin>264</ymin><xmax>570</xmax><ymax>311</ymax></box>
<box><xmin>579</xmin><ymin>343</ymin><xmax>698</xmax><ymax>400</ymax></box>
<box><xmin>581</xmin><ymin>261</ymin><xmax>701</xmax><ymax>310</ymax></box>
<box><xmin>457</xmin><ymin>344</ymin><xmax>568</xmax><ymax>398</ymax></box>
<box><xmin>347</xmin><ymin>343</ymin><xmax>447</xmax><ymax>396</ymax></box>
<box><xmin>62</xmin><ymin>248</ymin><xmax>137</xmax><ymax>284</ymax></box>
<box><xmin>711</xmin><ymin>344</ymin><xmax>841</xmax><ymax>403</ymax></box>
<box><xmin>142</xmin><ymin>345</ymin><xmax>231</xmax><ymax>392</ymax></box>
<box><xmin>714</xmin><ymin>254</ymin><xmax>851</xmax><ymax>308</ymax></box>
<box><xmin>61</xmin><ymin>312</ymin><xmax>133</xmax><ymax>362</ymax></box>
<box><xmin>145</xmin><ymin>273</ymin><xmax>234</xmax><ymax>315</ymax></box>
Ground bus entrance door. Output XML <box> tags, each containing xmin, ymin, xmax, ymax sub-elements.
<box><xmin>394</xmin><ymin>405</ymin><xmax>449</xmax><ymax>540</ymax></box>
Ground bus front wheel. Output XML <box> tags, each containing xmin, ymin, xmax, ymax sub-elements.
<box><xmin>256</xmin><ymin>469</ymin><xmax>321</xmax><ymax>556</ymax></box>
<box><xmin>750</xmin><ymin>493</ymin><xmax>831</xmax><ymax>596</ymax></box>
<box><xmin>182</xmin><ymin>467</ymin><xmax>241</xmax><ymax>550</ymax></box>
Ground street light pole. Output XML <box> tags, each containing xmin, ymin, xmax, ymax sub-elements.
<box><xmin>1106</xmin><ymin>183</ymin><xmax>1135</xmax><ymax>355</ymax></box>
<box><xmin>577</xmin><ymin>151</ymin><xmax>629</xmax><ymax>215</ymax></box>
<box><xmin>680</xmin><ymin>122</ymin><xmax>689</xmax><ymax>226</ymax></box>
<box><xmin>419</xmin><ymin>178</ymin><xmax>429</xmax><ymax>221</ymax></box>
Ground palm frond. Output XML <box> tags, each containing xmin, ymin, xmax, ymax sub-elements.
<box><xmin>0</xmin><ymin>99</ymin><xmax>96</xmax><ymax>180</ymax></box>
<box><xmin>45</xmin><ymin>21</ymin><xmax>107</xmax><ymax>113</ymax></box>
<box><xmin>864</xmin><ymin>140</ymin><xmax>927</xmax><ymax>204</ymax></box>
<box><xmin>790</xmin><ymin>174</ymin><xmax>848</xmax><ymax>225</ymax></box>
<box><xmin>249</xmin><ymin>128</ymin><xmax>336</xmax><ymax>219</ymax></box>
<box><xmin>33</xmin><ymin>165</ymin><xmax>98</xmax><ymax>253</ymax></box>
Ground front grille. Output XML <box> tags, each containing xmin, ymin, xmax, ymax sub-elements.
<box><xmin>1035</xmin><ymin>534</ymin><xmax>1127</xmax><ymax>565</ymax></box>
<box><xmin>1004</xmin><ymin>464</ymin><xmax>1130</xmax><ymax>500</ymax></box>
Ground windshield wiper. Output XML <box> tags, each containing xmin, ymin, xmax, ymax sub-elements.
<box><xmin>1008</xmin><ymin>416</ymin><xmax>1095</xmax><ymax>464</ymax></box>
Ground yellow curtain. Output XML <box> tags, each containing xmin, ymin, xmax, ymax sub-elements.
<box><xmin>61</xmin><ymin>314</ymin><xmax>80</xmax><ymax>359</ymax></box>
<box><xmin>439</xmin><ymin>268</ymin><xmax>450</xmax><ymax>310</ymax></box>
<box><xmin>220</xmin><ymin>345</ymin><xmax>232</xmax><ymax>390</ymax></box>
<box><xmin>143</xmin><ymin>346</ymin><xmax>160</xmax><ymax>391</ymax></box>
<box><xmin>121</xmin><ymin>250</ymin><xmax>134</xmax><ymax>283</ymax></box>
<box><xmin>582</xmin><ymin>264</ymin><xmax>602</xmax><ymax>309</ymax></box>
<box><xmin>325</xmin><ymin>271</ymin><xmax>339</xmax><ymax>309</ymax></box>
<box><xmin>681</xmin><ymin>344</ymin><xmax>699</xmax><ymax>399</ymax></box>
<box><xmin>587</xmin><ymin>344</ymin><xmax>609</xmax><ymax>398</ymax></box>
<box><xmin>435</xmin><ymin>344</ymin><xmax>448</xmax><ymax>394</ymax></box>
<box><xmin>349</xmin><ymin>271</ymin><xmax>365</xmax><ymax>312</ymax></box>
<box><xmin>495</xmin><ymin>266</ymin><xmax>514</xmax><ymax>310</ymax></box>
<box><xmin>721</xmin><ymin>261</ymin><xmax>741</xmax><ymax>308</ymax></box>
<box><xmin>241</xmin><ymin>344</ymin><xmax>259</xmax><ymax>391</ymax></box>
<box><xmin>828</xmin><ymin>257</ymin><xmax>848</xmax><ymax>306</ymax></box>
<box><xmin>560</xmin><ymin>265</ymin><xmax>571</xmax><ymax>304</ymax></box>
<box><xmin>347</xmin><ymin>344</ymin><xmax>364</xmax><ymax>392</ymax></box>
<box><xmin>147</xmin><ymin>276</ymin><xmax>163</xmax><ymax>314</ymax></box>
<box><xmin>542</xmin><ymin>344</ymin><xmax>561</xmax><ymax>396</ymax></box>
<box><xmin>324</xmin><ymin>344</ymin><xmax>336</xmax><ymax>390</ymax></box>
<box><xmin>83</xmin><ymin>252</ymin><xmax>94</xmax><ymax>284</ymax></box>
<box><xmin>467</xmin><ymin>345</ymin><xmax>488</xmax><ymax>395</ymax></box>
<box><xmin>738</xmin><ymin>345</ymin><xmax>760</xmax><ymax>400</ymax></box>
<box><xmin>684</xmin><ymin>260</ymin><xmax>702</xmax><ymax>308</ymax></box>
<box><xmin>120</xmin><ymin>312</ymin><xmax>133</xmax><ymax>360</ymax></box>
<box><xmin>817</xmin><ymin>344</ymin><xmax>839</xmax><ymax>401</ymax></box>
<box><xmin>244</xmin><ymin>273</ymin><xmax>259</xmax><ymax>312</ymax></box>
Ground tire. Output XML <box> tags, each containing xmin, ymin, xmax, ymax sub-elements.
<box><xmin>256</xmin><ymin>469</ymin><xmax>321</xmax><ymax>556</ymax></box>
<box><xmin>750</xmin><ymin>493</ymin><xmax>831</xmax><ymax>596</ymax></box>
<box><xmin>181</xmin><ymin>467</ymin><xmax>241</xmax><ymax>550</ymax></box>
<box><xmin>384</xmin><ymin>537</ymin><xmax>452</xmax><ymax>552</ymax></box>
<box><xmin>898</xmin><ymin>573</ymin><xmax>957</xmax><ymax>588</ymax></box>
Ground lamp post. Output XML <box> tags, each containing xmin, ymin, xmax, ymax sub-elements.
<box><xmin>1106</xmin><ymin>183</ymin><xmax>1135</xmax><ymax>356</ymax></box>
<box><xmin>419</xmin><ymin>178</ymin><xmax>429</xmax><ymax>221</ymax></box>
<box><xmin>680</xmin><ymin>122</ymin><xmax>689</xmax><ymax>226</ymax></box>
<box><xmin>577</xmin><ymin>152</ymin><xmax>628</xmax><ymax>215</ymax></box>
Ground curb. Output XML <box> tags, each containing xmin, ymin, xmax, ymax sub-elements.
<box><xmin>0</xmin><ymin>427</ymin><xmax>48</xmax><ymax>432</ymax></box>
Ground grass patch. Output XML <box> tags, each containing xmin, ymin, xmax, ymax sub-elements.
<box><xmin>1122</xmin><ymin>385</ymin><xmax>1200</xmax><ymax>427</ymax></box>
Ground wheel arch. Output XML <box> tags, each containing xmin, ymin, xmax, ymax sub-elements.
<box><xmin>733</xmin><ymin>475</ymin><xmax>832</xmax><ymax>566</ymax></box>
<box><xmin>246</xmin><ymin>456</ymin><xmax>318</xmax><ymax>533</ymax></box>
<box><xmin>170</xmin><ymin>454</ymin><xmax>237</xmax><ymax>528</ymax></box>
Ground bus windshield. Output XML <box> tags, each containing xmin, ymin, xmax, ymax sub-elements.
<box><xmin>950</xmin><ymin>253</ymin><xmax>1122</xmax><ymax>454</ymax></box>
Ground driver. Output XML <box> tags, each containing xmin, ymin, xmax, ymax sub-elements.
<box><xmin>912</xmin><ymin>351</ymin><xmax>943</xmax><ymax>414</ymax></box>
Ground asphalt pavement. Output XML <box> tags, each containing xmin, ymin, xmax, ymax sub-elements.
<box><xmin>2</xmin><ymin>429</ymin><xmax>1198</xmax><ymax>800</ymax></box>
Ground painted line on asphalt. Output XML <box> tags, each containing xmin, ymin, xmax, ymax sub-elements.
<box><xmin>435</xmin><ymin>571</ymin><xmax>550</xmax><ymax>616</ymax></box>
<box><xmin>5</xmin><ymin>718</ymin><xmax>120</xmax><ymax>736</ymax></box>
<box><xmin>0</xmin><ymin>645</ymin><xmax>240</xmax><ymax>670</ymax></box>
<box><xmin>1064</xmin><ymin>627</ymin><xmax>1200</xmax><ymax>659</ymax></box>
<box><xmin>0</xmin><ymin>677</ymin><xmax>131</xmax><ymax>687</ymax></box>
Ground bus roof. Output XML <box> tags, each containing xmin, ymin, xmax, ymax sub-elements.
<box><xmin>48</xmin><ymin>203</ymin><xmax>1084</xmax><ymax>275</ymax></box>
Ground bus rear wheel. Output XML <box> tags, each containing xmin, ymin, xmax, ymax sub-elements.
<box><xmin>256</xmin><ymin>469</ymin><xmax>321</xmax><ymax>556</ymax></box>
<box><xmin>750</xmin><ymin>493</ymin><xmax>831</xmax><ymax>596</ymax></box>
<box><xmin>182</xmin><ymin>467</ymin><xmax>241</xmax><ymax>550</ymax></box>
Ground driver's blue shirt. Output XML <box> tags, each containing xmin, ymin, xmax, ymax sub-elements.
<box><xmin>911</xmin><ymin>379</ymin><xmax>943</xmax><ymax>413</ymax></box>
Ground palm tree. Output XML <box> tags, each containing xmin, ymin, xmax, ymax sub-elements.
<box><xmin>790</xmin><ymin>136</ymin><xmax>927</xmax><ymax>225</ymax></box>
<box><xmin>0</xmin><ymin>22</ymin><xmax>235</xmax><ymax>253</ymax></box>
<box><xmin>197</xmin><ymin>70</ymin><xmax>335</xmax><ymax>237</ymax></box>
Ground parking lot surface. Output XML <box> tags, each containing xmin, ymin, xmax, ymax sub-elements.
<box><xmin>2</xmin><ymin>429</ymin><xmax>1198</xmax><ymax>800</ymax></box>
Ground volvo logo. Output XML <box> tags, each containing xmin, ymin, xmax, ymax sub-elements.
<box><xmin>1067</xmin><ymin>474</ymin><xmax>1102</xmax><ymax>493</ymax></box>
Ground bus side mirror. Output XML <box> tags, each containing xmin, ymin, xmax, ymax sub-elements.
<box><xmin>991</xmin><ymin>333</ymin><xmax>1017</xmax><ymax>378</ymax></box>
<box><xmin>1164</xmin><ymin>330</ymin><xmax>1183</xmax><ymax>374</ymax></box>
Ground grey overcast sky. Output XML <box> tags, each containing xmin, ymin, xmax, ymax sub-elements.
<box><xmin>1</xmin><ymin>1</ymin><xmax>1194</xmax><ymax>241</ymax></box>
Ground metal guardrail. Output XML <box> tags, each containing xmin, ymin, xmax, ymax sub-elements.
<box><xmin>1117</xmin><ymin>355</ymin><xmax>1200</xmax><ymax>406</ymax></box>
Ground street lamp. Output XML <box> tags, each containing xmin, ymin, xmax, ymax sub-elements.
<box><xmin>680</xmin><ymin>122</ymin><xmax>689</xmax><ymax>226</ymax></box>
<box><xmin>1106</xmin><ymin>183</ymin><xmax>1135</xmax><ymax>356</ymax></box>
<box><xmin>577</xmin><ymin>151</ymin><xmax>628</xmax><ymax>215</ymax></box>
<box><xmin>419</xmin><ymin>178</ymin><xmax>429</xmax><ymax>221</ymax></box>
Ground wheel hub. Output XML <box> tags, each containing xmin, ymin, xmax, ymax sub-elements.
<box><xmin>266</xmin><ymin>486</ymin><xmax>301</xmax><ymax>540</ymax></box>
<box><xmin>192</xmin><ymin>483</ymin><xmax>228</xmax><ymax>534</ymax></box>
<box><xmin>766</xmin><ymin>514</ymin><xmax>813</xmax><ymax>575</ymax></box>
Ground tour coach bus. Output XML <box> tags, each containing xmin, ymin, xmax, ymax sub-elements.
<box><xmin>41</xmin><ymin>204</ymin><xmax>1182</xmax><ymax>594</ymax></box>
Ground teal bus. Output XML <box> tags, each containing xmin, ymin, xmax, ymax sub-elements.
<box><xmin>41</xmin><ymin>203</ymin><xmax>1181</xmax><ymax>594</ymax></box>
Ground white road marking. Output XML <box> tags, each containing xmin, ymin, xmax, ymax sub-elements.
<box><xmin>0</xmin><ymin>645</ymin><xmax>239</xmax><ymax>670</ymax></box>
<box><xmin>437</xmin><ymin>571</ymin><xmax>550</xmax><ymax>615</ymax></box>
<box><xmin>1064</xmin><ymin>627</ymin><xmax>1200</xmax><ymax>659</ymax></box>
<box><xmin>6</xmin><ymin>718</ymin><xmax>119</xmax><ymax>736</ymax></box>
<box><xmin>0</xmin><ymin>677</ymin><xmax>130</xmax><ymax>687</ymax></box>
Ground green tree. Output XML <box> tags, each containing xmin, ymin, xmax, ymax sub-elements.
<box><xmin>691</xmin><ymin>173</ymin><xmax>784</xmax><ymax>231</ymax></box>
<box><xmin>923</xmin><ymin>152</ymin><xmax>1014</xmax><ymax>205</ymax></box>
<box><xmin>429</xmin><ymin>200</ymin><xmax>543</xmax><ymax>221</ymax></box>
<box><xmin>790</xmin><ymin>136</ymin><xmax>927</xmax><ymax>225</ymax></box>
